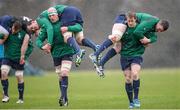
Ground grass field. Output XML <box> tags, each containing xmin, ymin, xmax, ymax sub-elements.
<box><xmin>0</xmin><ymin>68</ymin><xmax>180</xmax><ymax>109</ymax></box>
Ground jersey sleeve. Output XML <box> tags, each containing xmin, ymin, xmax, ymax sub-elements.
<box><xmin>146</xmin><ymin>32</ymin><xmax>157</xmax><ymax>44</ymax></box>
<box><xmin>39</xmin><ymin>10</ymin><xmax>49</xmax><ymax>18</ymax></box>
<box><xmin>37</xmin><ymin>17</ymin><xmax>54</xmax><ymax>46</ymax></box>
<box><xmin>35</xmin><ymin>28</ymin><xmax>47</xmax><ymax>49</ymax></box>
<box><xmin>54</xmin><ymin>5</ymin><xmax>67</xmax><ymax>14</ymax></box>
<box><xmin>133</xmin><ymin>15</ymin><xmax>160</xmax><ymax>40</ymax></box>
<box><xmin>133</xmin><ymin>20</ymin><xmax>156</xmax><ymax>40</ymax></box>
<box><xmin>67</xmin><ymin>23</ymin><xmax>83</xmax><ymax>32</ymax></box>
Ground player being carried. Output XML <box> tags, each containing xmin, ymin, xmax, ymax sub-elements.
<box><xmin>90</xmin><ymin>12</ymin><xmax>169</xmax><ymax>77</ymax></box>
<box><xmin>27</xmin><ymin>5</ymin><xmax>99</xmax><ymax>67</ymax></box>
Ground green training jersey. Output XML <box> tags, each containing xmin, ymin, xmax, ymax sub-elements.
<box><xmin>120</xmin><ymin>25</ymin><xmax>145</xmax><ymax>57</ymax></box>
<box><xmin>4</xmin><ymin>30</ymin><xmax>33</xmax><ymax>60</ymax></box>
<box><xmin>39</xmin><ymin>5</ymin><xmax>82</xmax><ymax>32</ymax></box>
<box><xmin>54</xmin><ymin>5</ymin><xmax>67</xmax><ymax>14</ymax></box>
<box><xmin>36</xmin><ymin>17</ymin><xmax>54</xmax><ymax>46</ymax></box>
<box><xmin>134</xmin><ymin>13</ymin><xmax>160</xmax><ymax>40</ymax></box>
<box><xmin>36</xmin><ymin>21</ymin><xmax>75</xmax><ymax>58</ymax></box>
<box><xmin>136</xmin><ymin>13</ymin><xmax>159</xmax><ymax>22</ymax></box>
<box><xmin>38</xmin><ymin>5</ymin><xmax>82</xmax><ymax>46</ymax></box>
<box><xmin>120</xmin><ymin>24</ymin><xmax>157</xmax><ymax>57</ymax></box>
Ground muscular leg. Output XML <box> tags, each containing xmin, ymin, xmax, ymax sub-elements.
<box><xmin>124</xmin><ymin>68</ymin><xmax>133</xmax><ymax>104</ymax></box>
<box><xmin>94</xmin><ymin>23</ymin><xmax>126</xmax><ymax>57</ymax></box>
<box><xmin>56</xmin><ymin>60</ymin><xmax>72</xmax><ymax>106</ymax></box>
<box><xmin>15</xmin><ymin>70</ymin><xmax>24</xmax><ymax>101</ymax></box>
<box><xmin>131</xmin><ymin>63</ymin><xmax>141</xmax><ymax>100</ymax></box>
<box><xmin>76</xmin><ymin>31</ymin><xmax>97</xmax><ymax>51</ymax></box>
<box><xmin>1</xmin><ymin>65</ymin><xmax>10</xmax><ymax>97</ymax></box>
<box><xmin>63</xmin><ymin>31</ymin><xmax>85</xmax><ymax>67</ymax></box>
<box><xmin>63</xmin><ymin>31</ymin><xmax>81</xmax><ymax>54</ymax></box>
<box><xmin>99</xmin><ymin>42</ymin><xmax>121</xmax><ymax>67</ymax></box>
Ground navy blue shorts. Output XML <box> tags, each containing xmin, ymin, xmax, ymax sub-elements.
<box><xmin>60</xmin><ymin>6</ymin><xmax>84</xmax><ymax>27</ymax></box>
<box><xmin>2</xmin><ymin>58</ymin><xmax>24</xmax><ymax>70</ymax></box>
<box><xmin>114</xmin><ymin>14</ymin><xmax>127</xmax><ymax>24</ymax></box>
<box><xmin>53</xmin><ymin>55</ymin><xmax>73</xmax><ymax>66</ymax></box>
<box><xmin>120</xmin><ymin>56</ymin><xmax>143</xmax><ymax>71</ymax></box>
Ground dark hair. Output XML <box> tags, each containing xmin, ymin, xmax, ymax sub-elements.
<box><xmin>12</xmin><ymin>20</ymin><xmax>22</xmax><ymax>32</ymax></box>
<box><xmin>160</xmin><ymin>20</ymin><xmax>169</xmax><ymax>31</ymax></box>
<box><xmin>27</xmin><ymin>19</ymin><xmax>34</xmax><ymax>26</ymax></box>
<box><xmin>26</xmin><ymin>19</ymin><xmax>36</xmax><ymax>35</ymax></box>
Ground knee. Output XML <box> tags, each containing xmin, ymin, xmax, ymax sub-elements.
<box><xmin>1</xmin><ymin>65</ymin><xmax>10</xmax><ymax>79</ymax></box>
<box><xmin>108</xmin><ymin>35</ymin><xmax>120</xmax><ymax>43</ymax></box>
<box><xmin>76</xmin><ymin>36</ymin><xmax>84</xmax><ymax>45</ymax></box>
<box><xmin>125</xmin><ymin>77</ymin><xmax>132</xmax><ymax>83</ymax></box>
<box><xmin>125</xmin><ymin>74</ymin><xmax>132</xmax><ymax>83</ymax></box>
<box><xmin>63</xmin><ymin>32</ymin><xmax>73</xmax><ymax>43</ymax></box>
<box><xmin>61</xmin><ymin>61</ymin><xmax>72</xmax><ymax>77</ymax></box>
<box><xmin>112</xmin><ymin>23</ymin><xmax>127</xmax><ymax>41</ymax></box>
<box><xmin>113</xmin><ymin>43</ymin><xmax>121</xmax><ymax>53</ymax></box>
<box><xmin>55</xmin><ymin>66</ymin><xmax>61</xmax><ymax>79</ymax></box>
<box><xmin>55</xmin><ymin>61</ymin><xmax>72</xmax><ymax>78</ymax></box>
<box><xmin>60</xmin><ymin>70</ymin><xmax>69</xmax><ymax>77</ymax></box>
<box><xmin>75</xmin><ymin>31</ymin><xmax>84</xmax><ymax>44</ymax></box>
<box><xmin>15</xmin><ymin>71</ymin><xmax>24</xmax><ymax>83</ymax></box>
<box><xmin>132</xmin><ymin>74</ymin><xmax>139</xmax><ymax>80</ymax></box>
<box><xmin>131</xmin><ymin>71</ymin><xmax>139</xmax><ymax>80</ymax></box>
<box><xmin>57</xmin><ymin>69</ymin><xmax>70</xmax><ymax>79</ymax></box>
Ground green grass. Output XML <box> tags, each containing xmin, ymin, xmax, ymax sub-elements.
<box><xmin>0</xmin><ymin>68</ymin><xmax>180</xmax><ymax>109</ymax></box>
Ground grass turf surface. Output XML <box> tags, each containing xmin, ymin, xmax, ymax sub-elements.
<box><xmin>0</xmin><ymin>68</ymin><xmax>180</xmax><ymax>109</ymax></box>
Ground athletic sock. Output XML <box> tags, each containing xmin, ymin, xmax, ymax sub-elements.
<box><xmin>133</xmin><ymin>79</ymin><xmax>140</xmax><ymax>99</ymax></box>
<box><xmin>61</xmin><ymin>76</ymin><xmax>68</xmax><ymax>101</ymax></box>
<box><xmin>18</xmin><ymin>82</ymin><xmax>24</xmax><ymax>100</ymax></box>
<box><xmin>82</xmin><ymin>38</ymin><xmax>96</xmax><ymax>51</ymax></box>
<box><xmin>125</xmin><ymin>83</ymin><xmax>133</xmax><ymax>103</ymax></box>
<box><xmin>99</xmin><ymin>48</ymin><xmax>117</xmax><ymax>67</ymax></box>
<box><xmin>67</xmin><ymin>37</ymin><xmax>81</xmax><ymax>54</ymax></box>
<box><xmin>94</xmin><ymin>39</ymin><xmax>113</xmax><ymax>56</ymax></box>
<box><xmin>1</xmin><ymin>79</ymin><xmax>9</xmax><ymax>96</ymax></box>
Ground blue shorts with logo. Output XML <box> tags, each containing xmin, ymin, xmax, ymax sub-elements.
<box><xmin>120</xmin><ymin>56</ymin><xmax>143</xmax><ymax>71</ymax></box>
<box><xmin>114</xmin><ymin>14</ymin><xmax>127</xmax><ymax>24</ymax></box>
<box><xmin>53</xmin><ymin>55</ymin><xmax>73</xmax><ymax>66</ymax></box>
<box><xmin>2</xmin><ymin>58</ymin><xmax>24</xmax><ymax>70</ymax></box>
<box><xmin>61</xmin><ymin>6</ymin><xmax>83</xmax><ymax>27</ymax></box>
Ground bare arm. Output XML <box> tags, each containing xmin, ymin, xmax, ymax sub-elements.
<box><xmin>140</xmin><ymin>32</ymin><xmax>157</xmax><ymax>45</ymax></box>
<box><xmin>20</xmin><ymin>34</ymin><xmax>30</xmax><ymax>64</ymax></box>
<box><xmin>140</xmin><ymin>37</ymin><xmax>151</xmax><ymax>44</ymax></box>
